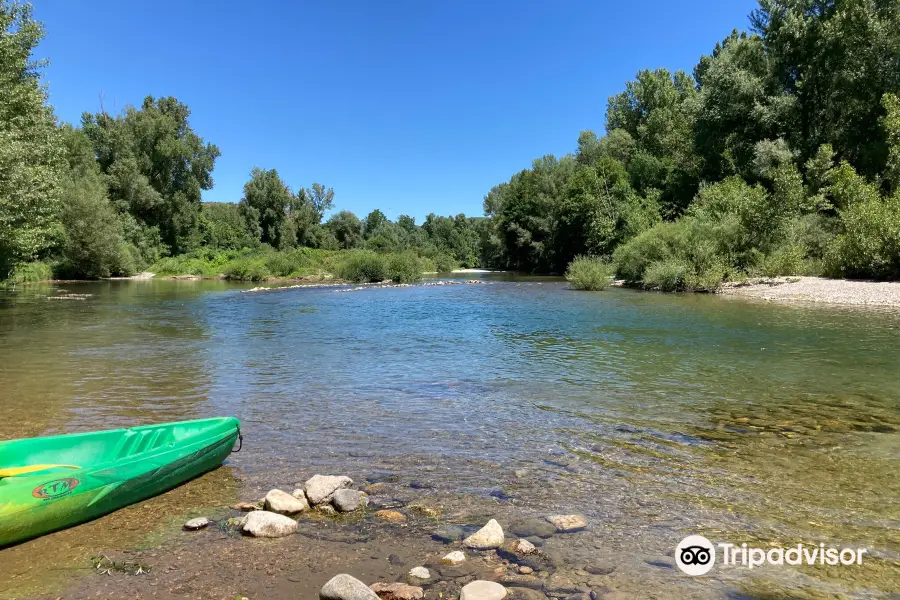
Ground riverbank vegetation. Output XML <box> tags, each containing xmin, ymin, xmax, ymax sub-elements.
<box><xmin>2</xmin><ymin>1</ymin><xmax>899</xmax><ymax>290</ymax></box>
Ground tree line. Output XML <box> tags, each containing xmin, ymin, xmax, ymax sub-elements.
<box><xmin>479</xmin><ymin>0</ymin><xmax>900</xmax><ymax>288</ymax></box>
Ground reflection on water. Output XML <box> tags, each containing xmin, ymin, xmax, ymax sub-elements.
<box><xmin>1</xmin><ymin>276</ymin><xmax>899</xmax><ymax>598</ymax></box>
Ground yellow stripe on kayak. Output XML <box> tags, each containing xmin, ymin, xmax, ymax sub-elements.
<box><xmin>0</xmin><ymin>464</ymin><xmax>81</xmax><ymax>478</ymax></box>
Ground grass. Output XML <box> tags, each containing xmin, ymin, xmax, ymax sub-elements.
<box><xmin>565</xmin><ymin>255</ymin><xmax>613</xmax><ymax>290</ymax></box>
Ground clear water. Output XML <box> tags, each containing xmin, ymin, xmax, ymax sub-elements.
<box><xmin>1</xmin><ymin>275</ymin><xmax>898</xmax><ymax>598</ymax></box>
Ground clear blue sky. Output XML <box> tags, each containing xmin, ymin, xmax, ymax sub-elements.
<box><xmin>35</xmin><ymin>0</ymin><xmax>757</xmax><ymax>223</ymax></box>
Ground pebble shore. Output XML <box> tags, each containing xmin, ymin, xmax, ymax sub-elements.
<box><xmin>718</xmin><ymin>276</ymin><xmax>900</xmax><ymax>306</ymax></box>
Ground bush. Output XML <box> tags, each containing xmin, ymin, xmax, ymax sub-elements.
<box><xmin>222</xmin><ymin>258</ymin><xmax>271</xmax><ymax>281</ymax></box>
<box><xmin>642</xmin><ymin>259</ymin><xmax>689</xmax><ymax>291</ymax></box>
<box><xmin>264</xmin><ymin>252</ymin><xmax>297</xmax><ymax>277</ymax></box>
<box><xmin>335</xmin><ymin>252</ymin><xmax>388</xmax><ymax>282</ymax></box>
<box><xmin>565</xmin><ymin>255</ymin><xmax>613</xmax><ymax>290</ymax></box>
<box><xmin>432</xmin><ymin>253</ymin><xmax>458</xmax><ymax>273</ymax></box>
<box><xmin>825</xmin><ymin>193</ymin><xmax>900</xmax><ymax>279</ymax></box>
<box><xmin>758</xmin><ymin>244</ymin><xmax>808</xmax><ymax>277</ymax></box>
<box><xmin>8</xmin><ymin>261</ymin><xmax>53</xmax><ymax>283</ymax></box>
<box><xmin>386</xmin><ymin>252</ymin><xmax>423</xmax><ymax>283</ymax></box>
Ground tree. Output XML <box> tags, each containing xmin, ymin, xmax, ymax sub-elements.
<box><xmin>325</xmin><ymin>210</ymin><xmax>363</xmax><ymax>249</ymax></box>
<box><xmin>363</xmin><ymin>209</ymin><xmax>388</xmax><ymax>238</ymax></box>
<box><xmin>200</xmin><ymin>202</ymin><xmax>258</xmax><ymax>250</ymax></box>
<box><xmin>0</xmin><ymin>1</ymin><xmax>64</xmax><ymax>274</ymax></box>
<box><xmin>238</xmin><ymin>168</ymin><xmax>296</xmax><ymax>249</ymax></box>
<box><xmin>82</xmin><ymin>96</ymin><xmax>220</xmax><ymax>255</ymax></box>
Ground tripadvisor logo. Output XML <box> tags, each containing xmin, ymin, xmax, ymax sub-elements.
<box><xmin>675</xmin><ymin>535</ymin><xmax>868</xmax><ymax>576</ymax></box>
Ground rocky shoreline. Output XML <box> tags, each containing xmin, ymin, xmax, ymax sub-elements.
<box><xmin>717</xmin><ymin>276</ymin><xmax>900</xmax><ymax>306</ymax></box>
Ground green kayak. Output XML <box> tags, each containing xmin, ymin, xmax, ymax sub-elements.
<box><xmin>0</xmin><ymin>417</ymin><xmax>241</xmax><ymax>547</ymax></box>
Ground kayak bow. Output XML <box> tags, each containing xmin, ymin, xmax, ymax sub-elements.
<box><xmin>0</xmin><ymin>417</ymin><xmax>240</xmax><ymax>547</ymax></box>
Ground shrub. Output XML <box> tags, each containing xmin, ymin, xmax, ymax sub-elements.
<box><xmin>758</xmin><ymin>244</ymin><xmax>808</xmax><ymax>277</ymax></box>
<box><xmin>432</xmin><ymin>253</ymin><xmax>458</xmax><ymax>273</ymax></box>
<box><xmin>264</xmin><ymin>252</ymin><xmax>297</xmax><ymax>277</ymax></box>
<box><xmin>386</xmin><ymin>252</ymin><xmax>423</xmax><ymax>283</ymax></box>
<box><xmin>642</xmin><ymin>259</ymin><xmax>689</xmax><ymax>291</ymax></box>
<box><xmin>418</xmin><ymin>256</ymin><xmax>437</xmax><ymax>273</ymax></box>
<box><xmin>8</xmin><ymin>261</ymin><xmax>53</xmax><ymax>283</ymax></box>
<box><xmin>565</xmin><ymin>255</ymin><xmax>613</xmax><ymax>290</ymax></box>
<box><xmin>222</xmin><ymin>258</ymin><xmax>271</xmax><ymax>281</ymax></box>
<box><xmin>825</xmin><ymin>193</ymin><xmax>900</xmax><ymax>279</ymax></box>
<box><xmin>335</xmin><ymin>252</ymin><xmax>388</xmax><ymax>282</ymax></box>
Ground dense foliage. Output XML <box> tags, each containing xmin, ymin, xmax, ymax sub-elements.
<box><xmin>481</xmin><ymin>0</ymin><xmax>900</xmax><ymax>288</ymax></box>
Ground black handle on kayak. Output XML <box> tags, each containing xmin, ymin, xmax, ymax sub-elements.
<box><xmin>232</xmin><ymin>427</ymin><xmax>243</xmax><ymax>453</ymax></box>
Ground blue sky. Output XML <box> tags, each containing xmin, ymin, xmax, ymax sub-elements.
<box><xmin>35</xmin><ymin>0</ymin><xmax>758</xmax><ymax>223</ymax></box>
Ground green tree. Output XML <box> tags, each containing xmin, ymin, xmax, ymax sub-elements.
<box><xmin>200</xmin><ymin>202</ymin><xmax>258</xmax><ymax>250</ymax></box>
<box><xmin>0</xmin><ymin>1</ymin><xmax>64</xmax><ymax>275</ymax></box>
<box><xmin>82</xmin><ymin>96</ymin><xmax>220</xmax><ymax>255</ymax></box>
<box><xmin>238</xmin><ymin>168</ymin><xmax>296</xmax><ymax>249</ymax></box>
<box><xmin>325</xmin><ymin>210</ymin><xmax>363</xmax><ymax>249</ymax></box>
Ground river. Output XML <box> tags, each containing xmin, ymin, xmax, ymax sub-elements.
<box><xmin>1</xmin><ymin>275</ymin><xmax>898</xmax><ymax>598</ymax></box>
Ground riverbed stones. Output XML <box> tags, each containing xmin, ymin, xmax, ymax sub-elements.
<box><xmin>183</xmin><ymin>517</ymin><xmax>209</xmax><ymax>530</ymax></box>
<box><xmin>232</xmin><ymin>500</ymin><xmax>263</xmax><ymax>511</ymax></box>
<box><xmin>460</xmin><ymin>580</ymin><xmax>507</xmax><ymax>600</ymax></box>
<box><xmin>240</xmin><ymin>510</ymin><xmax>298</xmax><ymax>538</ymax></box>
<box><xmin>407</xmin><ymin>567</ymin><xmax>430</xmax><ymax>580</ymax></box>
<box><xmin>441</xmin><ymin>550</ymin><xmax>466</xmax><ymax>565</ymax></box>
<box><xmin>320</xmin><ymin>574</ymin><xmax>380</xmax><ymax>600</ymax></box>
<box><xmin>505</xmin><ymin>588</ymin><xmax>544</xmax><ymax>600</ymax></box>
<box><xmin>498</xmin><ymin>575</ymin><xmax>542</xmax><ymax>590</ymax></box>
<box><xmin>518</xmin><ymin>566</ymin><xmax>533</xmax><ymax>574</ymax></box>
<box><xmin>509</xmin><ymin>518</ymin><xmax>555</xmax><ymax>539</ymax></box>
<box><xmin>264</xmin><ymin>488</ymin><xmax>308</xmax><ymax>514</ymax></box>
<box><xmin>543</xmin><ymin>571</ymin><xmax>580</xmax><ymax>595</ymax></box>
<box><xmin>464</xmin><ymin>519</ymin><xmax>504</xmax><ymax>549</ymax></box>
<box><xmin>333</xmin><ymin>489</ymin><xmax>368</xmax><ymax>512</ymax></box>
<box><xmin>305</xmin><ymin>475</ymin><xmax>354</xmax><ymax>505</ymax></box>
<box><xmin>514</xmin><ymin>538</ymin><xmax>537</xmax><ymax>555</ymax></box>
<box><xmin>546</xmin><ymin>514</ymin><xmax>587</xmax><ymax>533</ymax></box>
<box><xmin>370</xmin><ymin>582</ymin><xmax>424</xmax><ymax>600</ymax></box>
<box><xmin>375</xmin><ymin>510</ymin><xmax>407</xmax><ymax>523</ymax></box>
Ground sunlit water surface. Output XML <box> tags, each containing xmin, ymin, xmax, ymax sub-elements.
<box><xmin>1</xmin><ymin>276</ymin><xmax>898</xmax><ymax>598</ymax></box>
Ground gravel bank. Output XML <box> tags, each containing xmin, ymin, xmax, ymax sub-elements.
<box><xmin>718</xmin><ymin>276</ymin><xmax>900</xmax><ymax>306</ymax></box>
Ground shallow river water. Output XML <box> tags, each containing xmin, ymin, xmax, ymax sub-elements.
<box><xmin>1</xmin><ymin>275</ymin><xmax>898</xmax><ymax>599</ymax></box>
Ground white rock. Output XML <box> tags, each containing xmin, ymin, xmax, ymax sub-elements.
<box><xmin>305</xmin><ymin>474</ymin><xmax>354</xmax><ymax>505</ymax></box>
<box><xmin>546</xmin><ymin>514</ymin><xmax>587</xmax><ymax>532</ymax></box>
<box><xmin>514</xmin><ymin>538</ymin><xmax>537</xmax><ymax>555</ymax></box>
<box><xmin>463</xmin><ymin>519</ymin><xmax>505</xmax><ymax>549</ymax></box>
<box><xmin>369</xmin><ymin>582</ymin><xmax>424</xmax><ymax>600</ymax></box>
<box><xmin>292</xmin><ymin>488</ymin><xmax>308</xmax><ymax>500</ymax></box>
<box><xmin>240</xmin><ymin>510</ymin><xmax>298</xmax><ymax>538</ymax></box>
<box><xmin>320</xmin><ymin>573</ymin><xmax>380</xmax><ymax>600</ymax></box>
<box><xmin>265</xmin><ymin>488</ymin><xmax>308</xmax><ymax>514</ymax></box>
<box><xmin>408</xmin><ymin>566</ymin><xmax>430</xmax><ymax>580</ymax></box>
<box><xmin>183</xmin><ymin>517</ymin><xmax>209</xmax><ymax>530</ymax></box>
<box><xmin>460</xmin><ymin>580</ymin><xmax>507</xmax><ymax>600</ymax></box>
<box><xmin>332</xmin><ymin>489</ymin><xmax>368</xmax><ymax>512</ymax></box>
<box><xmin>441</xmin><ymin>550</ymin><xmax>466</xmax><ymax>565</ymax></box>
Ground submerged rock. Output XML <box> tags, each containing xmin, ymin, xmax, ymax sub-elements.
<box><xmin>375</xmin><ymin>510</ymin><xmax>407</xmax><ymax>523</ymax></box>
<box><xmin>333</xmin><ymin>489</ymin><xmax>368</xmax><ymax>512</ymax></box>
<box><xmin>509</xmin><ymin>518</ymin><xmax>555</xmax><ymax>539</ymax></box>
<box><xmin>370</xmin><ymin>582</ymin><xmax>424</xmax><ymax>600</ymax></box>
<box><xmin>514</xmin><ymin>538</ymin><xmax>537</xmax><ymax>555</ymax></box>
<box><xmin>546</xmin><ymin>514</ymin><xmax>587</xmax><ymax>533</ymax></box>
<box><xmin>460</xmin><ymin>580</ymin><xmax>508</xmax><ymax>600</ymax></box>
<box><xmin>232</xmin><ymin>501</ymin><xmax>263</xmax><ymax>512</ymax></box>
<box><xmin>241</xmin><ymin>510</ymin><xmax>298</xmax><ymax>538</ymax></box>
<box><xmin>305</xmin><ymin>474</ymin><xmax>354</xmax><ymax>505</ymax></box>
<box><xmin>183</xmin><ymin>517</ymin><xmax>209</xmax><ymax>530</ymax></box>
<box><xmin>464</xmin><ymin>519</ymin><xmax>504</xmax><ymax>549</ymax></box>
<box><xmin>407</xmin><ymin>566</ymin><xmax>430</xmax><ymax>580</ymax></box>
<box><xmin>265</xmin><ymin>488</ymin><xmax>308</xmax><ymax>514</ymax></box>
<box><xmin>320</xmin><ymin>574</ymin><xmax>380</xmax><ymax>600</ymax></box>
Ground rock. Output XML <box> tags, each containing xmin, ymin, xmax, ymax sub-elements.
<box><xmin>292</xmin><ymin>488</ymin><xmax>308</xmax><ymax>500</ymax></box>
<box><xmin>364</xmin><ymin>482</ymin><xmax>388</xmax><ymax>495</ymax></box>
<box><xmin>563</xmin><ymin>594</ymin><xmax>591</xmax><ymax>600</ymax></box>
<box><xmin>463</xmin><ymin>519</ymin><xmax>504</xmax><ymax>549</ymax></box>
<box><xmin>525</xmin><ymin>536</ymin><xmax>544</xmax><ymax>547</ymax></box>
<box><xmin>518</xmin><ymin>566</ymin><xmax>533</xmax><ymax>574</ymax></box>
<box><xmin>460</xmin><ymin>580</ymin><xmax>508</xmax><ymax>600</ymax></box>
<box><xmin>333</xmin><ymin>489</ymin><xmax>368</xmax><ymax>512</ymax></box>
<box><xmin>583</xmin><ymin>564</ymin><xmax>614</xmax><ymax>576</ymax></box>
<box><xmin>407</xmin><ymin>503</ymin><xmax>441</xmax><ymax>517</ymax></box>
<box><xmin>305</xmin><ymin>474</ymin><xmax>354</xmax><ymax>505</ymax></box>
<box><xmin>506</xmin><ymin>588</ymin><xmax>544</xmax><ymax>600</ymax></box>
<box><xmin>232</xmin><ymin>501</ymin><xmax>263</xmax><ymax>511</ymax></box>
<box><xmin>265</xmin><ymin>488</ymin><xmax>308</xmax><ymax>514</ymax></box>
<box><xmin>498</xmin><ymin>575</ymin><xmax>542</xmax><ymax>589</ymax></box>
<box><xmin>369</xmin><ymin>582</ymin><xmax>424</xmax><ymax>600</ymax></box>
<box><xmin>441</xmin><ymin>551</ymin><xmax>466</xmax><ymax>565</ymax></box>
<box><xmin>546</xmin><ymin>515</ymin><xmax>587</xmax><ymax>533</ymax></box>
<box><xmin>318</xmin><ymin>504</ymin><xmax>338</xmax><ymax>516</ymax></box>
<box><xmin>241</xmin><ymin>510</ymin><xmax>298</xmax><ymax>538</ymax></box>
<box><xmin>544</xmin><ymin>572</ymin><xmax>579</xmax><ymax>595</ymax></box>
<box><xmin>375</xmin><ymin>510</ymin><xmax>407</xmax><ymax>523</ymax></box>
<box><xmin>432</xmin><ymin>524</ymin><xmax>478</xmax><ymax>543</ymax></box>
<box><xmin>183</xmin><ymin>517</ymin><xmax>209</xmax><ymax>530</ymax></box>
<box><xmin>407</xmin><ymin>567</ymin><xmax>430</xmax><ymax>580</ymax></box>
<box><xmin>434</xmin><ymin>561</ymin><xmax>477</xmax><ymax>579</ymax></box>
<box><xmin>388</xmin><ymin>554</ymin><xmax>405</xmax><ymax>566</ymax></box>
<box><xmin>509</xmin><ymin>518</ymin><xmax>555</xmax><ymax>539</ymax></box>
<box><xmin>514</xmin><ymin>539</ymin><xmax>537</xmax><ymax>555</ymax></box>
<box><xmin>320</xmin><ymin>574</ymin><xmax>380</xmax><ymax>600</ymax></box>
